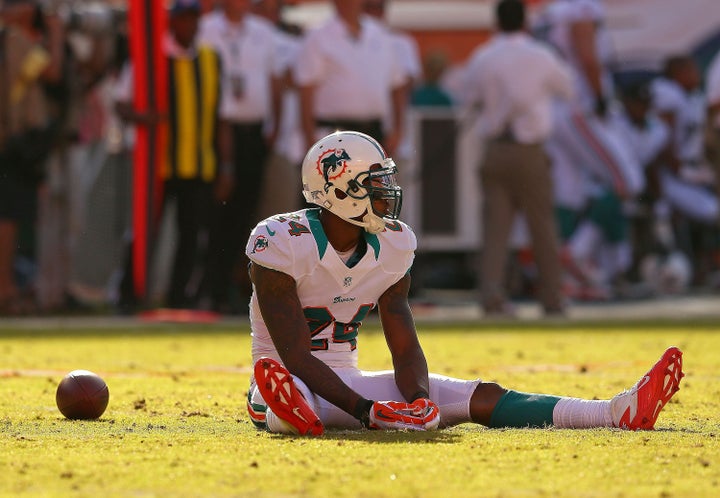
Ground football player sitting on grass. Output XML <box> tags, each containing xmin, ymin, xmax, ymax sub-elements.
<box><xmin>244</xmin><ymin>131</ymin><xmax>684</xmax><ymax>435</ymax></box>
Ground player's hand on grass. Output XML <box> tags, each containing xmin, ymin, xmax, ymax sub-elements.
<box><xmin>368</xmin><ymin>399</ymin><xmax>440</xmax><ymax>431</ymax></box>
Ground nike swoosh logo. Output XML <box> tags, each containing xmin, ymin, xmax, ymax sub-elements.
<box><xmin>376</xmin><ymin>409</ymin><xmax>394</xmax><ymax>421</ymax></box>
<box><xmin>292</xmin><ymin>407</ymin><xmax>308</xmax><ymax>423</ymax></box>
<box><xmin>652</xmin><ymin>399</ymin><xmax>664</xmax><ymax>420</ymax></box>
<box><xmin>266</xmin><ymin>226</ymin><xmax>276</xmax><ymax>236</ymax></box>
<box><xmin>636</xmin><ymin>375</ymin><xmax>651</xmax><ymax>391</ymax></box>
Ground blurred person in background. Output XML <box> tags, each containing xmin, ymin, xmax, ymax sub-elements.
<box><xmin>411</xmin><ymin>50</ymin><xmax>454</xmax><ymax>108</ymax></box>
<box><xmin>35</xmin><ymin>2</ymin><xmax>125</xmax><ymax>312</ymax></box>
<box><xmin>464</xmin><ymin>0</ymin><xmax>573</xmax><ymax>317</ymax></box>
<box><xmin>596</xmin><ymin>82</ymin><xmax>692</xmax><ymax>297</ymax></box>
<box><xmin>294</xmin><ymin>0</ymin><xmax>406</xmax><ymax>155</ymax></box>
<box><xmin>651</xmin><ymin>55</ymin><xmax>720</xmax><ymax>286</ymax></box>
<box><xmin>534</xmin><ymin>0</ymin><xmax>645</xmax><ymax>299</ymax></box>
<box><xmin>706</xmin><ymin>48</ymin><xmax>720</xmax><ymax>199</ymax></box>
<box><xmin>197</xmin><ymin>0</ymin><xmax>283</xmax><ymax>314</ymax></box>
<box><xmin>0</xmin><ymin>0</ymin><xmax>64</xmax><ymax>315</ymax></box>
<box><xmin>363</xmin><ymin>0</ymin><xmax>421</xmax><ymax>110</ymax></box>
<box><xmin>115</xmin><ymin>0</ymin><xmax>228</xmax><ymax>310</ymax></box>
<box><xmin>362</xmin><ymin>0</ymin><xmax>420</xmax><ymax>193</ymax></box>
<box><xmin>199</xmin><ymin>0</ymin><xmax>223</xmax><ymax>33</ymax></box>
<box><xmin>251</xmin><ymin>0</ymin><xmax>306</xmax><ymax>218</ymax></box>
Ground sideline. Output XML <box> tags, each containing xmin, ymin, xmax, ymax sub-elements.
<box><xmin>0</xmin><ymin>293</ymin><xmax>719</xmax><ymax>330</ymax></box>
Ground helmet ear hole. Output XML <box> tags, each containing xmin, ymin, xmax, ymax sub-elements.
<box><xmin>334</xmin><ymin>188</ymin><xmax>348</xmax><ymax>200</ymax></box>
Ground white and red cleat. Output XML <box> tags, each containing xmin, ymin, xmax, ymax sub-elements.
<box><xmin>610</xmin><ymin>346</ymin><xmax>684</xmax><ymax>430</ymax></box>
<box><xmin>254</xmin><ymin>357</ymin><xmax>324</xmax><ymax>436</ymax></box>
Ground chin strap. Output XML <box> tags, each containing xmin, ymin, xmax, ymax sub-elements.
<box><xmin>364</xmin><ymin>213</ymin><xmax>386</xmax><ymax>234</ymax></box>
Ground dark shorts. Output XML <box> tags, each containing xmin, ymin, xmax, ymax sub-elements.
<box><xmin>0</xmin><ymin>173</ymin><xmax>38</xmax><ymax>224</ymax></box>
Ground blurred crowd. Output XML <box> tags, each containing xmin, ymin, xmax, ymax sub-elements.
<box><xmin>1</xmin><ymin>0</ymin><xmax>720</xmax><ymax>317</ymax></box>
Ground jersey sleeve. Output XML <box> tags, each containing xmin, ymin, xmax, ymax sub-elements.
<box><xmin>245</xmin><ymin>217</ymin><xmax>296</xmax><ymax>277</ymax></box>
<box><xmin>293</xmin><ymin>28</ymin><xmax>325</xmax><ymax>87</ymax></box>
<box><xmin>566</xmin><ymin>0</ymin><xmax>604</xmax><ymax>23</ymax></box>
<box><xmin>651</xmin><ymin>79</ymin><xmax>684</xmax><ymax>114</ymax></box>
<box><xmin>377</xmin><ymin>221</ymin><xmax>417</xmax><ymax>277</ymax></box>
<box><xmin>706</xmin><ymin>53</ymin><xmax>720</xmax><ymax>106</ymax></box>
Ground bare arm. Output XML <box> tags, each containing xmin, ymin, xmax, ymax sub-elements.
<box><xmin>570</xmin><ymin>19</ymin><xmax>603</xmax><ymax>101</ymax></box>
<box><xmin>267</xmin><ymin>74</ymin><xmax>283</xmax><ymax>148</ymax></box>
<box><xmin>384</xmin><ymin>85</ymin><xmax>406</xmax><ymax>155</ymax></box>
<box><xmin>708</xmin><ymin>102</ymin><xmax>720</xmax><ymax>131</ymax></box>
<box><xmin>40</xmin><ymin>13</ymin><xmax>64</xmax><ymax>84</ymax></box>
<box><xmin>214</xmin><ymin>119</ymin><xmax>235</xmax><ymax>202</ymax></box>
<box><xmin>250</xmin><ymin>263</ymin><xmax>366</xmax><ymax>417</ymax></box>
<box><xmin>298</xmin><ymin>84</ymin><xmax>317</xmax><ymax>152</ymax></box>
<box><xmin>657</xmin><ymin>109</ymin><xmax>681</xmax><ymax>173</ymax></box>
<box><xmin>378</xmin><ymin>274</ymin><xmax>430</xmax><ymax>402</ymax></box>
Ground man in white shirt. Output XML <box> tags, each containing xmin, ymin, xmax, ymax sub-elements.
<box><xmin>197</xmin><ymin>0</ymin><xmax>284</xmax><ymax>312</ymax></box>
<box><xmin>251</xmin><ymin>0</ymin><xmax>305</xmax><ymax>216</ymax></box>
<box><xmin>294</xmin><ymin>0</ymin><xmax>406</xmax><ymax>155</ymax></box>
<box><xmin>363</xmin><ymin>0</ymin><xmax>421</xmax><ymax>95</ymax></box>
<box><xmin>362</xmin><ymin>0</ymin><xmax>421</xmax><ymax>162</ymax></box>
<box><xmin>464</xmin><ymin>0</ymin><xmax>574</xmax><ymax>316</ymax></box>
<box><xmin>706</xmin><ymin>48</ymin><xmax>720</xmax><ymax>197</ymax></box>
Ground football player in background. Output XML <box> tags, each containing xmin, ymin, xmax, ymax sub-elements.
<box><xmin>534</xmin><ymin>0</ymin><xmax>645</xmax><ymax>298</ymax></box>
<box><xmin>244</xmin><ymin>131</ymin><xmax>684</xmax><ymax>435</ymax></box>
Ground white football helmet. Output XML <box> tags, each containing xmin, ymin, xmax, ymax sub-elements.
<box><xmin>301</xmin><ymin>131</ymin><xmax>402</xmax><ymax>234</ymax></box>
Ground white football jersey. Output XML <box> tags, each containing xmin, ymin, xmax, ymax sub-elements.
<box><xmin>538</xmin><ymin>0</ymin><xmax>614</xmax><ymax>110</ymax></box>
<box><xmin>651</xmin><ymin>77</ymin><xmax>706</xmax><ymax>163</ymax></box>
<box><xmin>246</xmin><ymin>208</ymin><xmax>416</xmax><ymax>369</ymax></box>
<box><xmin>612</xmin><ymin>110</ymin><xmax>670</xmax><ymax>168</ymax></box>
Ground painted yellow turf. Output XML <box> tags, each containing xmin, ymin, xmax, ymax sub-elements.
<box><xmin>1</xmin><ymin>323</ymin><xmax>718</xmax><ymax>497</ymax></box>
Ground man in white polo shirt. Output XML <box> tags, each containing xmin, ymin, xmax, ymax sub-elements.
<box><xmin>464</xmin><ymin>0</ymin><xmax>574</xmax><ymax>316</ymax></box>
<box><xmin>198</xmin><ymin>0</ymin><xmax>284</xmax><ymax>313</ymax></box>
<box><xmin>294</xmin><ymin>0</ymin><xmax>406</xmax><ymax>155</ymax></box>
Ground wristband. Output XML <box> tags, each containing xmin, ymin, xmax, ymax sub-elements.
<box><xmin>353</xmin><ymin>398</ymin><xmax>374</xmax><ymax>428</ymax></box>
<box><xmin>410</xmin><ymin>390</ymin><xmax>430</xmax><ymax>402</ymax></box>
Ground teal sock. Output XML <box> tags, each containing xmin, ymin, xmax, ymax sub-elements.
<box><xmin>489</xmin><ymin>390</ymin><xmax>562</xmax><ymax>428</ymax></box>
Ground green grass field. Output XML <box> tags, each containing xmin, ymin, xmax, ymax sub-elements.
<box><xmin>1</xmin><ymin>320</ymin><xmax>719</xmax><ymax>497</ymax></box>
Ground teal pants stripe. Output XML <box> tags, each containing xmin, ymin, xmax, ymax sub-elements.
<box><xmin>489</xmin><ymin>390</ymin><xmax>562</xmax><ymax>428</ymax></box>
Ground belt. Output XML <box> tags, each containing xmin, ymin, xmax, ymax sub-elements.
<box><xmin>316</xmin><ymin>118</ymin><xmax>381</xmax><ymax>129</ymax></box>
<box><xmin>491</xmin><ymin>129</ymin><xmax>541</xmax><ymax>147</ymax></box>
<box><xmin>230</xmin><ymin>121</ymin><xmax>263</xmax><ymax>131</ymax></box>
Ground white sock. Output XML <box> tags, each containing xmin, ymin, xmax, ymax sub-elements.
<box><xmin>263</xmin><ymin>375</ymin><xmax>319</xmax><ymax>434</ymax></box>
<box><xmin>598</xmin><ymin>242</ymin><xmax>631</xmax><ymax>282</ymax></box>
<box><xmin>265</xmin><ymin>408</ymin><xmax>298</xmax><ymax>434</ymax></box>
<box><xmin>552</xmin><ymin>397</ymin><xmax>613</xmax><ymax>428</ymax></box>
<box><xmin>569</xmin><ymin>222</ymin><xmax>602</xmax><ymax>262</ymax></box>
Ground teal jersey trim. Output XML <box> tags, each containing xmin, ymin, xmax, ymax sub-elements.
<box><xmin>364</xmin><ymin>231</ymin><xmax>380</xmax><ymax>260</ymax></box>
<box><xmin>306</xmin><ymin>208</ymin><xmax>329</xmax><ymax>259</ymax></box>
<box><xmin>306</xmin><ymin>208</ymin><xmax>381</xmax><ymax>261</ymax></box>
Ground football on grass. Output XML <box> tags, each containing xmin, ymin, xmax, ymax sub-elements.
<box><xmin>56</xmin><ymin>370</ymin><xmax>109</xmax><ymax>420</ymax></box>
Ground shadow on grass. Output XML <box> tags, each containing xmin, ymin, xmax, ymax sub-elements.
<box><xmin>2</xmin><ymin>316</ymin><xmax>717</xmax><ymax>339</ymax></box>
<box><xmin>0</xmin><ymin>324</ymin><xmax>247</xmax><ymax>339</ymax></box>
<box><xmin>267</xmin><ymin>428</ymin><xmax>464</xmax><ymax>444</ymax></box>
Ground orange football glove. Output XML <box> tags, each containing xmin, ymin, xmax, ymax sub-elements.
<box><xmin>368</xmin><ymin>399</ymin><xmax>440</xmax><ymax>431</ymax></box>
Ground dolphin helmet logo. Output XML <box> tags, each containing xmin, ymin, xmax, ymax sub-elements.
<box><xmin>317</xmin><ymin>148</ymin><xmax>351</xmax><ymax>192</ymax></box>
